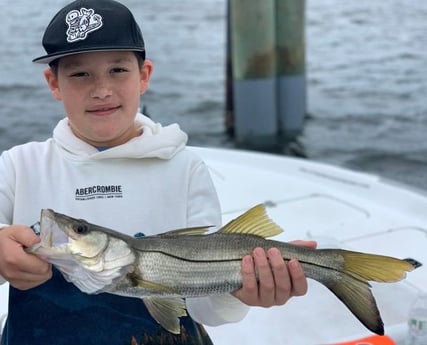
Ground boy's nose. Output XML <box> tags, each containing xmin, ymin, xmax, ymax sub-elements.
<box><xmin>90</xmin><ymin>78</ymin><xmax>113</xmax><ymax>99</ymax></box>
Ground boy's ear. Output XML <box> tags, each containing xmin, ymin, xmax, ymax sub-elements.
<box><xmin>140</xmin><ymin>59</ymin><xmax>154</xmax><ymax>94</ymax></box>
<box><xmin>44</xmin><ymin>68</ymin><xmax>62</xmax><ymax>101</ymax></box>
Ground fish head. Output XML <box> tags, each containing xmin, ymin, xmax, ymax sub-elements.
<box><xmin>27</xmin><ymin>209</ymin><xmax>136</xmax><ymax>294</ymax></box>
<box><xmin>40</xmin><ymin>208</ymin><xmax>109</xmax><ymax>259</ymax></box>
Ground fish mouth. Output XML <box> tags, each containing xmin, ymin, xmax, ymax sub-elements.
<box><xmin>40</xmin><ymin>209</ymin><xmax>72</xmax><ymax>248</ymax></box>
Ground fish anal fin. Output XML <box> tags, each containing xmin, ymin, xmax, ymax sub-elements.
<box><xmin>143</xmin><ymin>297</ymin><xmax>187</xmax><ymax>334</ymax></box>
<box><xmin>219</xmin><ymin>204</ymin><xmax>283</xmax><ymax>238</ymax></box>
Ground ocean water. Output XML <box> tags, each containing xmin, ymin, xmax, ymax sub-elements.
<box><xmin>1</xmin><ymin>0</ymin><xmax>426</xmax><ymax>191</ymax></box>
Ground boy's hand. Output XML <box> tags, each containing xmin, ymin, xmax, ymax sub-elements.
<box><xmin>232</xmin><ymin>240</ymin><xmax>317</xmax><ymax>307</ymax></box>
<box><xmin>0</xmin><ymin>225</ymin><xmax>52</xmax><ymax>290</ymax></box>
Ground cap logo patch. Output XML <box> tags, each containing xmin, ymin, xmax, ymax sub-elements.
<box><xmin>66</xmin><ymin>8</ymin><xmax>103</xmax><ymax>43</ymax></box>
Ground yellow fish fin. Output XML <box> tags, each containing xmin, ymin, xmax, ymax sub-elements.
<box><xmin>157</xmin><ymin>226</ymin><xmax>213</xmax><ymax>237</ymax></box>
<box><xmin>143</xmin><ymin>297</ymin><xmax>187</xmax><ymax>334</ymax></box>
<box><xmin>218</xmin><ymin>204</ymin><xmax>283</xmax><ymax>238</ymax></box>
<box><xmin>306</xmin><ymin>250</ymin><xmax>418</xmax><ymax>335</ymax></box>
<box><xmin>340</xmin><ymin>250</ymin><xmax>416</xmax><ymax>282</ymax></box>
<box><xmin>323</xmin><ymin>271</ymin><xmax>384</xmax><ymax>335</ymax></box>
<box><xmin>127</xmin><ymin>273</ymin><xmax>179</xmax><ymax>294</ymax></box>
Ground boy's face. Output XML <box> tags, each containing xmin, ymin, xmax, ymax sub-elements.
<box><xmin>44</xmin><ymin>51</ymin><xmax>153</xmax><ymax>147</ymax></box>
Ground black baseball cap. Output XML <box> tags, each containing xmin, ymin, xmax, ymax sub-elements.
<box><xmin>33</xmin><ymin>0</ymin><xmax>145</xmax><ymax>64</ymax></box>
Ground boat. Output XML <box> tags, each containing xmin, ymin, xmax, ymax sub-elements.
<box><xmin>1</xmin><ymin>146</ymin><xmax>426</xmax><ymax>344</ymax></box>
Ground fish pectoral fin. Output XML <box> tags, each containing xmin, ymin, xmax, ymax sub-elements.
<box><xmin>218</xmin><ymin>204</ymin><xmax>283</xmax><ymax>238</ymax></box>
<box><xmin>129</xmin><ymin>274</ymin><xmax>179</xmax><ymax>294</ymax></box>
<box><xmin>143</xmin><ymin>297</ymin><xmax>187</xmax><ymax>334</ymax></box>
<box><xmin>156</xmin><ymin>226</ymin><xmax>213</xmax><ymax>237</ymax></box>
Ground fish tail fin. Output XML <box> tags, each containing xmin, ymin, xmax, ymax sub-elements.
<box><xmin>325</xmin><ymin>272</ymin><xmax>384</xmax><ymax>335</ymax></box>
<box><xmin>340</xmin><ymin>250</ymin><xmax>416</xmax><ymax>283</ymax></box>
<box><xmin>335</xmin><ymin>251</ymin><xmax>415</xmax><ymax>334</ymax></box>
<box><xmin>303</xmin><ymin>250</ymin><xmax>415</xmax><ymax>335</ymax></box>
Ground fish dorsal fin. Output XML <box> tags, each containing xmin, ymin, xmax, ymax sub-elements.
<box><xmin>157</xmin><ymin>226</ymin><xmax>213</xmax><ymax>237</ymax></box>
<box><xmin>218</xmin><ymin>204</ymin><xmax>283</xmax><ymax>238</ymax></box>
<box><xmin>143</xmin><ymin>297</ymin><xmax>187</xmax><ymax>334</ymax></box>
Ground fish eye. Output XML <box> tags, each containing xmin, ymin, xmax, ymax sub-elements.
<box><xmin>74</xmin><ymin>223</ymin><xmax>89</xmax><ymax>234</ymax></box>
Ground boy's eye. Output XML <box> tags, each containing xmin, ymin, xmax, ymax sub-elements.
<box><xmin>111</xmin><ymin>67</ymin><xmax>128</xmax><ymax>73</ymax></box>
<box><xmin>70</xmin><ymin>71</ymin><xmax>89</xmax><ymax>77</ymax></box>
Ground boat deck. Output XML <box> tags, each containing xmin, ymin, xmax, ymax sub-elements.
<box><xmin>191</xmin><ymin>147</ymin><xmax>427</xmax><ymax>345</ymax></box>
<box><xmin>1</xmin><ymin>147</ymin><xmax>426</xmax><ymax>344</ymax></box>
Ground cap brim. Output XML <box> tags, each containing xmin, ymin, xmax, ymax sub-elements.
<box><xmin>33</xmin><ymin>47</ymin><xmax>146</xmax><ymax>64</ymax></box>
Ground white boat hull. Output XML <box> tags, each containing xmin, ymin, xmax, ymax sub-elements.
<box><xmin>192</xmin><ymin>147</ymin><xmax>426</xmax><ymax>345</ymax></box>
<box><xmin>1</xmin><ymin>147</ymin><xmax>426</xmax><ymax>344</ymax></box>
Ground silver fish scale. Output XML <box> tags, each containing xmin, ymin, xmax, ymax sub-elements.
<box><xmin>115</xmin><ymin>233</ymin><xmax>346</xmax><ymax>298</ymax></box>
<box><xmin>131</xmin><ymin>233</ymin><xmax>254</xmax><ymax>261</ymax></box>
<box><xmin>131</xmin><ymin>233</ymin><xmax>344</xmax><ymax>267</ymax></box>
<box><xmin>133</xmin><ymin>250</ymin><xmax>243</xmax><ymax>297</ymax></box>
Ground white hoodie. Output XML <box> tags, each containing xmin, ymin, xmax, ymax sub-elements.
<box><xmin>0</xmin><ymin>113</ymin><xmax>248</xmax><ymax>327</ymax></box>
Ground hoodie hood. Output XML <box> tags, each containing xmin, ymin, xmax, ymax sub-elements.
<box><xmin>53</xmin><ymin>113</ymin><xmax>188</xmax><ymax>160</ymax></box>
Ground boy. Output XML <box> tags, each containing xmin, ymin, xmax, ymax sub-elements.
<box><xmin>0</xmin><ymin>0</ymin><xmax>314</xmax><ymax>344</ymax></box>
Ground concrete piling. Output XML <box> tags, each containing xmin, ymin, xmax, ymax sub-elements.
<box><xmin>226</xmin><ymin>0</ymin><xmax>306</xmax><ymax>151</ymax></box>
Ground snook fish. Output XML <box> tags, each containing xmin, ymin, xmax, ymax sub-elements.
<box><xmin>27</xmin><ymin>205</ymin><xmax>415</xmax><ymax>335</ymax></box>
